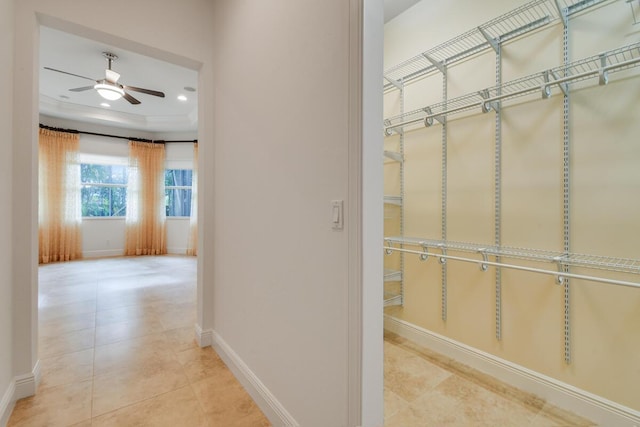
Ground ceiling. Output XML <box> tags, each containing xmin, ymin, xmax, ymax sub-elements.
<box><xmin>384</xmin><ymin>0</ymin><xmax>422</xmax><ymax>23</ymax></box>
<box><xmin>39</xmin><ymin>27</ymin><xmax>198</xmax><ymax>133</ymax></box>
<box><xmin>39</xmin><ymin>3</ymin><xmax>418</xmax><ymax>132</ymax></box>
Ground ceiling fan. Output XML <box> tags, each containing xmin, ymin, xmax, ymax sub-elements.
<box><xmin>44</xmin><ymin>52</ymin><xmax>165</xmax><ymax>105</ymax></box>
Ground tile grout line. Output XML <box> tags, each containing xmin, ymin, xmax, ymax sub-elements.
<box><xmin>89</xmin><ymin>386</ymin><xmax>194</xmax><ymax>424</ymax></box>
<box><xmin>383</xmin><ymin>333</ymin><xmax>594</xmax><ymax>426</ymax></box>
<box><xmin>26</xmin><ymin>258</ymin><xmax>264</xmax><ymax>425</ymax></box>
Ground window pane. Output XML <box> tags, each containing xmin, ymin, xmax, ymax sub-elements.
<box><xmin>165</xmin><ymin>169</ymin><xmax>192</xmax><ymax>187</ymax></box>
<box><xmin>81</xmin><ymin>164</ymin><xmax>127</xmax><ymax>184</ymax></box>
<box><xmin>82</xmin><ymin>185</ymin><xmax>127</xmax><ymax>217</ymax></box>
<box><xmin>111</xmin><ymin>186</ymin><xmax>127</xmax><ymax>216</ymax></box>
<box><xmin>165</xmin><ymin>188</ymin><xmax>192</xmax><ymax>216</ymax></box>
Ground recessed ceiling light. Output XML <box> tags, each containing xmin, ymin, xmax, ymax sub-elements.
<box><xmin>177</xmin><ymin>95</ymin><xmax>188</xmax><ymax>101</ymax></box>
<box><xmin>184</xmin><ymin>86</ymin><xmax>196</xmax><ymax>92</ymax></box>
<box><xmin>100</xmin><ymin>102</ymin><xmax>111</xmax><ymax>107</ymax></box>
<box><xmin>59</xmin><ymin>95</ymin><xmax>70</xmax><ymax>99</ymax></box>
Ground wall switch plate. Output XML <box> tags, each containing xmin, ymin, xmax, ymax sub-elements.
<box><xmin>331</xmin><ymin>200</ymin><xmax>343</xmax><ymax>230</ymax></box>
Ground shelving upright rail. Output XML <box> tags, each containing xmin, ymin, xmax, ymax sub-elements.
<box><xmin>383</xmin><ymin>80</ymin><xmax>405</xmax><ymax>307</ymax></box>
<box><xmin>382</xmin><ymin>0</ymin><xmax>640</xmax><ymax>363</ymax></box>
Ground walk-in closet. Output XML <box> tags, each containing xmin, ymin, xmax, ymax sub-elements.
<box><xmin>382</xmin><ymin>0</ymin><xmax>640</xmax><ymax>425</ymax></box>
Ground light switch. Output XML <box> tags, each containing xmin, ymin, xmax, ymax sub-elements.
<box><xmin>331</xmin><ymin>200</ymin><xmax>343</xmax><ymax>230</ymax></box>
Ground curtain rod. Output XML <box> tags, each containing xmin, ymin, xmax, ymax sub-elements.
<box><xmin>39</xmin><ymin>124</ymin><xmax>198</xmax><ymax>144</ymax></box>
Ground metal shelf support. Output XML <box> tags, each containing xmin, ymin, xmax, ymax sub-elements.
<box><xmin>561</xmin><ymin>14</ymin><xmax>572</xmax><ymax>365</ymax></box>
<box><xmin>478</xmin><ymin>26</ymin><xmax>500</xmax><ymax>53</ymax></box>
<box><xmin>424</xmin><ymin>54</ymin><xmax>446</xmax><ymax>74</ymax></box>
<box><xmin>441</xmin><ymin>65</ymin><xmax>448</xmax><ymax>322</ymax></box>
<box><xmin>628</xmin><ymin>0</ymin><xmax>640</xmax><ymax>24</ymax></box>
<box><xmin>384</xmin><ymin>75</ymin><xmax>403</xmax><ymax>91</ymax></box>
<box><xmin>494</xmin><ymin>42</ymin><xmax>503</xmax><ymax>342</ymax></box>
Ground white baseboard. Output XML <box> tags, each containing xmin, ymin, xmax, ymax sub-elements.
<box><xmin>384</xmin><ymin>315</ymin><xmax>640</xmax><ymax>427</ymax></box>
<box><xmin>194</xmin><ymin>324</ymin><xmax>213</xmax><ymax>347</ymax></box>
<box><xmin>82</xmin><ymin>249</ymin><xmax>123</xmax><ymax>258</ymax></box>
<box><xmin>167</xmin><ymin>247</ymin><xmax>187</xmax><ymax>255</ymax></box>
<box><xmin>212</xmin><ymin>330</ymin><xmax>299</xmax><ymax>427</ymax></box>
<box><xmin>14</xmin><ymin>360</ymin><xmax>40</xmax><ymax>401</ymax></box>
<box><xmin>1</xmin><ymin>361</ymin><xmax>41</xmax><ymax>427</ymax></box>
<box><xmin>0</xmin><ymin>380</ymin><xmax>16</xmax><ymax>427</ymax></box>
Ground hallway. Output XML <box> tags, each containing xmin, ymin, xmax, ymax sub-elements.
<box><xmin>8</xmin><ymin>256</ymin><xmax>270</xmax><ymax>426</ymax></box>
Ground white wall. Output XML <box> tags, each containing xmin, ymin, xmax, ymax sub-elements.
<box><xmin>362</xmin><ymin>0</ymin><xmax>385</xmax><ymax>425</ymax></box>
<box><xmin>0</xmin><ymin>0</ymin><xmax>15</xmax><ymax>423</ymax></box>
<box><xmin>210</xmin><ymin>1</ymin><xmax>380</xmax><ymax>425</ymax></box>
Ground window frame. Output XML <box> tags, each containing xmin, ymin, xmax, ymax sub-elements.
<box><xmin>80</xmin><ymin>163</ymin><xmax>128</xmax><ymax>218</ymax></box>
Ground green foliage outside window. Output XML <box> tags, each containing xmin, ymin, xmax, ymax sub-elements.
<box><xmin>165</xmin><ymin>169</ymin><xmax>192</xmax><ymax>217</ymax></box>
<box><xmin>81</xmin><ymin>164</ymin><xmax>128</xmax><ymax>217</ymax></box>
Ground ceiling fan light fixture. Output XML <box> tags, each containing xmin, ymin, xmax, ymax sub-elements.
<box><xmin>94</xmin><ymin>82</ymin><xmax>124</xmax><ymax>101</ymax></box>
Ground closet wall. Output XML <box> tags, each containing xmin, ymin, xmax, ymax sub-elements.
<box><xmin>384</xmin><ymin>0</ymin><xmax>640</xmax><ymax>412</ymax></box>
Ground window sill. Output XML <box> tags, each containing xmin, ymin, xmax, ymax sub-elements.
<box><xmin>82</xmin><ymin>216</ymin><xmax>126</xmax><ymax>220</ymax></box>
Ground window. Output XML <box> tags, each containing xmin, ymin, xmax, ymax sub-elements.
<box><xmin>165</xmin><ymin>169</ymin><xmax>192</xmax><ymax>217</ymax></box>
<box><xmin>81</xmin><ymin>164</ymin><xmax>128</xmax><ymax>217</ymax></box>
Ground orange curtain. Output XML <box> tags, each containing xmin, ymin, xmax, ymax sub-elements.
<box><xmin>38</xmin><ymin>129</ymin><xmax>82</xmax><ymax>264</ymax></box>
<box><xmin>186</xmin><ymin>143</ymin><xmax>198</xmax><ymax>256</ymax></box>
<box><xmin>125</xmin><ymin>141</ymin><xmax>167</xmax><ymax>255</ymax></box>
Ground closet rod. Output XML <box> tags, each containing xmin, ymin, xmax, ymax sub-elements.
<box><xmin>385</xmin><ymin>101</ymin><xmax>479</xmax><ymax>134</ymax></box>
<box><xmin>383</xmin><ymin>245</ymin><xmax>640</xmax><ymax>290</ymax></box>
<box><xmin>39</xmin><ymin>124</ymin><xmax>198</xmax><ymax>144</ymax></box>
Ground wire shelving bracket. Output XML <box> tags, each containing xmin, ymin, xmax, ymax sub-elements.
<box><xmin>383</xmin><ymin>195</ymin><xmax>403</xmax><ymax>206</ymax></box>
<box><xmin>626</xmin><ymin>0</ymin><xmax>640</xmax><ymax>24</ymax></box>
<box><xmin>383</xmin><ymin>150</ymin><xmax>403</xmax><ymax>163</ymax></box>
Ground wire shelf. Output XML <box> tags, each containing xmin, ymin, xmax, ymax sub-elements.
<box><xmin>384</xmin><ymin>150</ymin><xmax>403</xmax><ymax>163</ymax></box>
<box><xmin>383</xmin><ymin>0</ymin><xmax>609</xmax><ymax>92</ymax></box>
<box><xmin>384</xmin><ymin>293</ymin><xmax>403</xmax><ymax>307</ymax></box>
<box><xmin>384</xmin><ymin>269</ymin><xmax>403</xmax><ymax>282</ymax></box>
<box><xmin>384</xmin><ymin>195</ymin><xmax>403</xmax><ymax>206</ymax></box>
<box><xmin>384</xmin><ymin>42</ymin><xmax>640</xmax><ymax>134</ymax></box>
<box><xmin>384</xmin><ymin>236</ymin><xmax>640</xmax><ymax>275</ymax></box>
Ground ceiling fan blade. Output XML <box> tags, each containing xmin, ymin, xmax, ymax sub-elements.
<box><xmin>44</xmin><ymin>67</ymin><xmax>96</xmax><ymax>82</ymax></box>
<box><xmin>124</xmin><ymin>85</ymin><xmax>165</xmax><ymax>98</ymax></box>
<box><xmin>123</xmin><ymin>92</ymin><xmax>141</xmax><ymax>105</ymax></box>
<box><xmin>69</xmin><ymin>86</ymin><xmax>95</xmax><ymax>92</ymax></box>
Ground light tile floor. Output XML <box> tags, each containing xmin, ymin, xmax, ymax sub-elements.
<box><xmin>9</xmin><ymin>255</ymin><xmax>596</xmax><ymax>426</ymax></box>
<box><xmin>8</xmin><ymin>256</ymin><xmax>270</xmax><ymax>427</ymax></box>
<box><xmin>384</xmin><ymin>331</ymin><xmax>596</xmax><ymax>426</ymax></box>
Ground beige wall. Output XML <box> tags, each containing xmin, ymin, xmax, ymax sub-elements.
<box><xmin>0</xmin><ymin>0</ymin><xmax>15</xmax><ymax>418</ymax></box>
<box><xmin>384</xmin><ymin>0</ymin><xmax>640</xmax><ymax>411</ymax></box>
